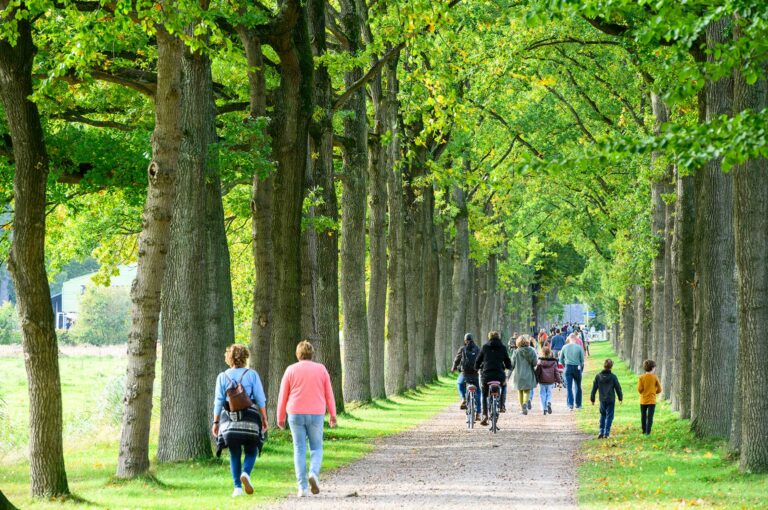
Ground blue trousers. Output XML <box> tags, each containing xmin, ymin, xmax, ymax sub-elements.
<box><xmin>565</xmin><ymin>364</ymin><xmax>583</xmax><ymax>408</ymax></box>
<box><xmin>457</xmin><ymin>373</ymin><xmax>481</xmax><ymax>412</ymax></box>
<box><xmin>539</xmin><ymin>383</ymin><xmax>554</xmax><ymax>411</ymax></box>
<box><xmin>599</xmin><ymin>400</ymin><xmax>615</xmax><ymax>436</ymax></box>
<box><xmin>288</xmin><ymin>414</ymin><xmax>325</xmax><ymax>491</ymax></box>
<box><xmin>229</xmin><ymin>443</ymin><xmax>258</xmax><ymax>488</ymax></box>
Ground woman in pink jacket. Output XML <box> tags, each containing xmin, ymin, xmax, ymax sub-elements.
<box><xmin>277</xmin><ymin>340</ymin><xmax>337</xmax><ymax>497</ymax></box>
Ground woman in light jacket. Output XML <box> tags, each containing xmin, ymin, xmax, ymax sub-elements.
<box><xmin>510</xmin><ymin>335</ymin><xmax>538</xmax><ymax>415</ymax></box>
<box><xmin>277</xmin><ymin>340</ymin><xmax>337</xmax><ymax>497</ymax></box>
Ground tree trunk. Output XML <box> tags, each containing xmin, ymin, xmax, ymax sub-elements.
<box><xmin>632</xmin><ymin>285</ymin><xmax>647</xmax><ymax>373</ymax></box>
<box><xmin>307</xmin><ymin>0</ymin><xmax>344</xmax><ymax>410</ymax></box>
<box><xmin>435</xmin><ymin>222</ymin><xmax>454</xmax><ymax>374</ymax></box>
<box><xmin>692</xmin><ymin>17</ymin><xmax>737</xmax><ymax>439</ymax></box>
<box><xmin>158</xmin><ymin>45</ymin><xmax>214</xmax><ymax>462</ymax></box>
<box><xmin>338</xmin><ymin>0</ymin><xmax>371</xmax><ymax>403</ymax></box>
<box><xmin>650</xmin><ymin>93</ymin><xmax>669</xmax><ymax>377</ymax></box>
<box><xmin>117</xmin><ymin>32</ymin><xmax>183</xmax><ymax>478</ymax></box>
<box><xmin>404</xmin><ymin>163</ymin><xmax>426</xmax><ymax>388</ymax></box>
<box><xmin>422</xmin><ymin>187</ymin><xmax>439</xmax><ymax>382</ymax></box>
<box><xmin>0</xmin><ymin>490</ymin><xmax>18</xmax><ymax>510</ymax></box>
<box><xmin>450</xmin><ymin>185</ymin><xmax>470</xmax><ymax>357</ymax></box>
<box><xmin>733</xmin><ymin>25</ymin><xmax>768</xmax><ymax>471</ymax></box>
<box><xmin>621</xmin><ymin>288</ymin><xmax>634</xmax><ymax>363</ymax></box>
<box><xmin>0</xmin><ymin>14</ymin><xmax>69</xmax><ymax>497</ymax></box>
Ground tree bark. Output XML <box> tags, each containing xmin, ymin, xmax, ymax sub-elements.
<box><xmin>0</xmin><ymin>12</ymin><xmax>69</xmax><ymax>497</ymax></box>
<box><xmin>404</xmin><ymin>153</ymin><xmax>426</xmax><ymax>388</ymax></box>
<box><xmin>435</xmin><ymin>221</ymin><xmax>454</xmax><ymax>374</ymax></box>
<box><xmin>422</xmin><ymin>187</ymin><xmax>439</xmax><ymax>382</ymax></box>
<box><xmin>733</xmin><ymin>24</ymin><xmax>768</xmax><ymax>471</ymax></box>
<box><xmin>158</xmin><ymin>43</ymin><xmax>214</xmax><ymax>462</ymax></box>
<box><xmin>621</xmin><ymin>288</ymin><xmax>634</xmax><ymax>363</ymax></box>
<box><xmin>450</xmin><ymin>185</ymin><xmax>470</xmax><ymax>357</ymax></box>
<box><xmin>691</xmin><ymin>17</ymin><xmax>737</xmax><ymax>440</ymax></box>
<box><xmin>650</xmin><ymin>93</ymin><xmax>669</xmax><ymax>377</ymax></box>
<box><xmin>631</xmin><ymin>285</ymin><xmax>647</xmax><ymax>373</ymax></box>
<box><xmin>117</xmin><ymin>31</ymin><xmax>183</xmax><ymax>478</ymax></box>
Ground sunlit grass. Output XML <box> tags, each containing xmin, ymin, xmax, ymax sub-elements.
<box><xmin>576</xmin><ymin>342</ymin><xmax>768</xmax><ymax>509</ymax></box>
<box><xmin>0</xmin><ymin>353</ymin><xmax>457</xmax><ymax>509</ymax></box>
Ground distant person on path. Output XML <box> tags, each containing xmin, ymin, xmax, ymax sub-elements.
<box><xmin>550</xmin><ymin>329</ymin><xmax>566</xmax><ymax>359</ymax></box>
<box><xmin>559</xmin><ymin>337</ymin><xmax>585</xmax><ymax>409</ymax></box>
<box><xmin>538</xmin><ymin>329</ymin><xmax>549</xmax><ymax>349</ymax></box>
<box><xmin>637</xmin><ymin>359</ymin><xmax>662</xmax><ymax>436</ymax></box>
<box><xmin>590</xmin><ymin>359</ymin><xmax>623</xmax><ymax>438</ymax></box>
<box><xmin>510</xmin><ymin>335</ymin><xmax>538</xmax><ymax>415</ymax></box>
<box><xmin>475</xmin><ymin>331</ymin><xmax>512</xmax><ymax>426</ymax></box>
<box><xmin>211</xmin><ymin>344</ymin><xmax>268</xmax><ymax>498</ymax></box>
<box><xmin>535</xmin><ymin>346</ymin><xmax>562</xmax><ymax>415</ymax></box>
<box><xmin>569</xmin><ymin>332</ymin><xmax>584</xmax><ymax>350</ymax></box>
<box><xmin>452</xmin><ymin>333</ymin><xmax>481</xmax><ymax>421</ymax></box>
<box><xmin>277</xmin><ymin>340</ymin><xmax>337</xmax><ymax>497</ymax></box>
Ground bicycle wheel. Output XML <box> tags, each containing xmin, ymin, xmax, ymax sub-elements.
<box><xmin>490</xmin><ymin>396</ymin><xmax>499</xmax><ymax>433</ymax></box>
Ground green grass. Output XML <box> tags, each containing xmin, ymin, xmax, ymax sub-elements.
<box><xmin>0</xmin><ymin>354</ymin><xmax>458</xmax><ymax>509</ymax></box>
<box><xmin>576</xmin><ymin>342</ymin><xmax>768</xmax><ymax>509</ymax></box>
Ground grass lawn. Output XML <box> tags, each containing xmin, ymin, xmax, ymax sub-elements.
<box><xmin>576</xmin><ymin>342</ymin><xmax>768</xmax><ymax>509</ymax></box>
<box><xmin>0</xmin><ymin>353</ymin><xmax>457</xmax><ymax>509</ymax></box>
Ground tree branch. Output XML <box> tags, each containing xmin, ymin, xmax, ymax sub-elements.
<box><xmin>333</xmin><ymin>42</ymin><xmax>404</xmax><ymax>111</ymax></box>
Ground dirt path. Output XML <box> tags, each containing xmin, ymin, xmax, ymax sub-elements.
<box><xmin>265</xmin><ymin>383</ymin><xmax>586</xmax><ymax>509</ymax></box>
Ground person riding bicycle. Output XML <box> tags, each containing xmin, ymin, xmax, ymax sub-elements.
<box><xmin>475</xmin><ymin>331</ymin><xmax>512</xmax><ymax>426</ymax></box>
<box><xmin>452</xmin><ymin>333</ymin><xmax>481</xmax><ymax>421</ymax></box>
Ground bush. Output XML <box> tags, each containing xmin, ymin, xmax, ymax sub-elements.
<box><xmin>69</xmin><ymin>286</ymin><xmax>131</xmax><ymax>345</ymax></box>
<box><xmin>99</xmin><ymin>376</ymin><xmax>126</xmax><ymax>426</ymax></box>
<box><xmin>0</xmin><ymin>302</ymin><xmax>21</xmax><ymax>345</ymax></box>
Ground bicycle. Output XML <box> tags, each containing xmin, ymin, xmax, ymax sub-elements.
<box><xmin>487</xmin><ymin>381</ymin><xmax>502</xmax><ymax>433</ymax></box>
<box><xmin>465</xmin><ymin>383</ymin><xmax>477</xmax><ymax>429</ymax></box>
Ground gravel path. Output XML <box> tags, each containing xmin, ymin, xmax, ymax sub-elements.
<box><xmin>266</xmin><ymin>384</ymin><xmax>586</xmax><ymax>509</ymax></box>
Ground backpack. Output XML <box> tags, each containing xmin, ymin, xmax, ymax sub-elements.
<box><xmin>224</xmin><ymin>369</ymin><xmax>253</xmax><ymax>412</ymax></box>
<box><xmin>461</xmin><ymin>345</ymin><xmax>479</xmax><ymax>373</ymax></box>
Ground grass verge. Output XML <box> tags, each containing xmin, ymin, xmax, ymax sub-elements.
<box><xmin>576</xmin><ymin>342</ymin><xmax>768</xmax><ymax>509</ymax></box>
<box><xmin>0</xmin><ymin>354</ymin><xmax>457</xmax><ymax>510</ymax></box>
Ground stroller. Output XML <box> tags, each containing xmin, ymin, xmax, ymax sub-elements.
<box><xmin>555</xmin><ymin>363</ymin><xmax>565</xmax><ymax>390</ymax></box>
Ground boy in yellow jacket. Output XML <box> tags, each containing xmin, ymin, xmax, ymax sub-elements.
<box><xmin>637</xmin><ymin>359</ymin><xmax>662</xmax><ymax>435</ymax></box>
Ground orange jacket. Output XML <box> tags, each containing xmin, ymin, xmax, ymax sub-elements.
<box><xmin>637</xmin><ymin>373</ymin><xmax>662</xmax><ymax>405</ymax></box>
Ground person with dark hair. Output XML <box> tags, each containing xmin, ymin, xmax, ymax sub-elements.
<box><xmin>452</xmin><ymin>333</ymin><xmax>481</xmax><ymax>421</ymax></box>
<box><xmin>535</xmin><ymin>346</ymin><xmax>561</xmax><ymax>415</ymax></box>
<box><xmin>559</xmin><ymin>336</ymin><xmax>585</xmax><ymax>409</ymax></box>
<box><xmin>638</xmin><ymin>360</ymin><xmax>662</xmax><ymax>436</ymax></box>
<box><xmin>475</xmin><ymin>330</ymin><xmax>512</xmax><ymax>426</ymax></box>
<box><xmin>550</xmin><ymin>328</ymin><xmax>566</xmax><ymax>359</ymax></box>
<box><xmin>590</xmin><ymin>359</ymin><xmax>623</xmax><ymax>438</ymax></box>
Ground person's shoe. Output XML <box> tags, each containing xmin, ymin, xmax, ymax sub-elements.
<box><xmin>460</xmin><ymin>400</ymin><xmax>467</xmax><ymax>410</ymax></box>
<box><xmin>500</xmin><ymin>406</ymin><xmax>506</xmax><ymax>413</ymax></box>
<box><xmin>604</xmin><ymin>434</ymin><xmax>610</xmax><ymax>439</ymax></box>
<box><xmin>232</xmin><ymin>488</ymin><xmax>244</xmax><ymax>497</ymax></box>
<box><xmin>240</xmin><ymin>472</ymin><xmax>254</xmax><ymax>495</ymax></box>
<box><xmin>308</xmin><ymin>472</ymin><xmax>320</xmax><ymax>495</ymax></box>
<box><xmin>480</xmin><ymin>415</ymin><xmax>489</xmax><ymax>426</ymax></box>
<box><xmin>527</xmin><ymin>401</ymin><xmax>532</xmax><ymax>410</ymax></box>
<box><xmin>298</xmin><ymin>487</ymin><xmax>309</xmax><ymax>498</ymax></box>
<box><xmin>576</xmin><ymin>405</ymin><xmax>583</xmax><ymax>409</ymax></box>
<box><xmin>547</xmin><ymin>402</ymin><xmax>552</xmax><ymax>414</ymax></box>
<box><xmin>522</xmin><ymin>404</ymin><xmax>528</xmax><ymax>415</ymax></box>
<box><xmin>568</xmin><ymin>405</ymin><xmax>574</xmax><ymax>410</ymax></box>
<box><xmin>475</xmin><ymin>412</ymin><xmax>481</xmax><ymax>421</ymax></box>
<box><xmin>543</xmin><ymin>411</ymin><xmax>547</xmax><ymax>416</ymax></box>
<box><xmin>598</xmin><ymin>433</ymin><xmax>604</xmax><ymax>439</ymax></box>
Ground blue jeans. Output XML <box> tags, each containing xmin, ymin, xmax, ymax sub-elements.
<box><xmin>288</xmin><ymin>414</ymin><xmax>324</xmax><ymax>490</ymax></box>
<box><xmin>229</xmin><ymin>443</ymin><xmax>258</xmax><ymax>488</ymax></box>
<box><xmin>457</xmin><ymin>373</ymin><xmax>481</xmax><ymax>412</ymax></box>
<box><xmin>528</xmin><ymin>384</ymin><xmax>536</xmax><ymax>405</ymax></box>
<box><xmin>539</xmin><ymin>383</ymin><xmax>554</xmax><ymax>411</ymax></box>
<box><xmin>599</xmin><ymin>401</ymin><xmax>615</xmax><ymax>436</ymax></box>
<box><xmin>564</xmin><ymin>365</ymin><xmax>583</xmax><ymax>408</ymax></box>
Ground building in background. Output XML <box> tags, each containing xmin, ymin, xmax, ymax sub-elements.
<box><xmin>53</xmin><ymin>265</ymin><xmax>137</xmax><ymax>329</ymax></box>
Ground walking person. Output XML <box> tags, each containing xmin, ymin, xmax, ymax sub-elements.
<box><xmin>277</xmin><ymin>340</ymin><xmax>338</xmax><ymax>497</ymax></box>
<box><xmin>637</xmin><ymin>359</ymin><xmax>662</xmax><ymax>436</ymax></box>
<box><xmin>559</xmin><ymin>336</ymin><xmax>585</xmax><ymax>409</ymax></box>
<box><xmin>510</xmin><ymin>335</ymin><xmax>538</xmax><ymax>415</ymax></box>
<box><xmin>535</xmin><ymin>346</ymin><xmax>561</xmax><ymax>415</ymax></box>
<box><xmin>550</xmin><ymin>328</ymin><xmax>566</xmax><ymax>359</ymax></box>
<box><xmin>590</xmin><ymin>359</ymin><xmax>623</xmax><ymax>438</ymax></box>
<box><xmin>452</xmin><ymin>333</ymin><xmax>481</xmax><ymax>421</ymax></box>
<box><xmin>475</xmin><ymin>331</ymin><xmax>512</xmax><ymax>426</ymax></box>
<box><xmin>211</xmin><ymin>344</ymin><xmax>268</xmax><ymax>497</ymax></box>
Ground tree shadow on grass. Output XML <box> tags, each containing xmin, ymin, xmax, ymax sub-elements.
<box><xmin>106</xmin><ymin>472</ymin><xmax>174</xmax><ymax>490</ymax></box>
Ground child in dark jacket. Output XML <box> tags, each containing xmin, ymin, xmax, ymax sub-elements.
<box><xmin>590</xmin><ymin>359</ymin><xmax>623</xmax><ymax>439</ymax></box>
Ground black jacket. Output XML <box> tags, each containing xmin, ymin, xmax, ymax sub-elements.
<box><xmin>590</xmin><ymin>370</ymin><xmax>623</xmax><ymax>404</ymax></box>
<box><xmin>474</xmin><ymin>337</ymin><xmax>512</xmax><ymax>381</ymax></box>
<box><xmin>452</xmin><ymin>341</ymin><xmax>480</xmax><ymax>376</ymax></box>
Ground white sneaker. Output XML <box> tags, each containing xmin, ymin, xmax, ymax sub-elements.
<box><xmin>232</xmin><ymin>488</ymin><xmax>244</xmax><ymax>497</ymax></box>
<box><xmin>297</xmin><ymin>487</ymin><xmax>309</xmax><ymax>498</ymax></box>
<box><xmin>240</xmin><ymin>472</ymin><xmax>253</xmax><ymax>495</ymax></box>
<box><xmin>308</xmin><ymin>472</ymin><xmax>320</xmax><ymax>495</ymax></box>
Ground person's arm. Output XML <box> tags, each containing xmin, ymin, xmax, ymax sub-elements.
<box><xmin>615</xmin><ymin>375</ymin><xmax>623</xmax><ymax>402</ymax></box>
<box><xmin>637</xmin><ymin>377</ymin><xmax>644</xmax><ymax>395</ymax></box>
<box><xmin>578</xmin><ymin>347</ymin><xmax>584</xmax><ymax>369</ymax></box>
<box><xmin>452</xmin><ymin>347</ymin><xmax>463</xmax><ymax>372</ymax></box>
<box><xmin>590</xmin><ymin>376</ymin><xmax>598</xmax><ymax>403</ymax></box>
<box><xmin>323</xmin><ymin>366</ymin><xmax>337</xmax><ymax>427</ymax></box>
<box><xmin>509</xmin><ymin>350</ymin><xmax>516</xmax><ymax>371</ymax></box>
<box><xmin>250</xmin><ymin>371</ymin><xmax>269</xmax><ymax>431</ymax></box>
<box><xmin>276</xmin><ymin>369</ymin><xmax>291</xmax><ymax>429</ymax></box>
<box><xmin>212</xmin><ymin>374</ymin><xmax>224</xmax><ymax>437</ymax></box>
<box><xmin>474</xmin><ymin>348</ymin><xmax>485</xmax><ymax>371</ymax></box>
<box><xmin>558</xmin><ymin>349</ymin><xmax>564</xmax><ymax>364</ymax></box>
<box><xmin>655</xmin><ymin>376</ymin><xmax>662</xmax><ymax>395</ymax></box>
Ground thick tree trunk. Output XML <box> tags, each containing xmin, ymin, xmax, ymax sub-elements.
<box><xmin>158</xmin><ymin>45</ymin><xmax>214</xmax><ymax>462</ymax></box>
<box><xmin>117</xmin><ymin>32</ymin><xmax>183</xmax><ymax>478</ymax></box>
<box><xmin>422</xmin><ymin>188</ymin><xmax>439</xmax><ymax>382</ymax></box>
<box><xmin>622</xmin><ymin>289</ymin><xmax>636</xmax><ymax>364</ymax></box>
<box><xmin>662</xmin><ymin>181</ymin><xmax>675</xmax><ymax>401</ymax></box>
<box><xmin>435</xmin><ymin>223</ymin><xmax>454</xmax><ymax>374</ymax></box>
<box><xmin>450</xmin><ymin>185</ymin><xmax>470</xmax><ymax>356</ymax></box>
<box><xmin>307</xmin><ymin>0</ymin><xmax>344</xmax><ymax>410</ymax></box>
<box><xmin>0</xmin><ymin>14</ymin><xmax>69</xmax><ymax>497</ymax></box>
<box><xmin>404</xmin><ymin>167</ymin><xmax>425</xmax><ymax>388</ymax></box>
<box><xmin>631</xmin><ymin>285</ymin><xmax>646</xmax><ymax>373</ymax></box>
<box><xmin>692</xmin><ymin>17</ymin><xmax>737</xmax><ymax>439</ymax></box>
<box><xmin>733</xmin><ymin>28</ymin><xmax>768</xmax><ymax>471</ymax></box>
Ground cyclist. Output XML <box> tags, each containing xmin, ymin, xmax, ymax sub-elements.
<box><xmin>475</xmin><ymin>331</ymin><xmax>512</xmax><ymax>426</ymax></box>
<box><xmin>452</xmin><ymin>333</ymin><xmax>481</xmax><ymax>421</ymax></box>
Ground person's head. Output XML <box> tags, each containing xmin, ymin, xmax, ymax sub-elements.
<box><xmin>556</xmin><ymin>328</ymin><xmax>561</xmax><ymax>334</ymax></box>
<box><xmin>542</xmin><ymin>346</ymin><xmax>552</xmax><ymax>358</ymax></box>
<box><xmin>644</xmin><ymin>359</ymin><xmax>656</xmax><ymax>373</ymax></box>
<box><xmin>464</xmin><ymin>333</ymin><xmax>473</xmax><ymax>345</ymax></box>
<box><xmin>604</xmin><ymin>359</ymin><xmax>614</xmax><ymax>371</ymax></box>
<box><xmin>516</xmin><ymin>335</ymin><xmax>530</xmax><ymax>348</ymax></box>
<box><xmin>488</xmin><ymin>331</ymin><xmax>501</xmax><ymax>342</ymax></box>
<box><xmin>296</xmin><ymin>340</ymin><xmax>314</xmax><ymax>361</ymax></box>
<box><xmin>225</xmin><ymin>344</ymin><xmax>250</xmax><ymax>368</ymax></box>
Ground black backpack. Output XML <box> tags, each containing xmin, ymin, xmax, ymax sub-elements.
<box><xmin>461</xmin><ymin>344</ymin><xmax>479</xmax><ymax>372</ymax></box>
